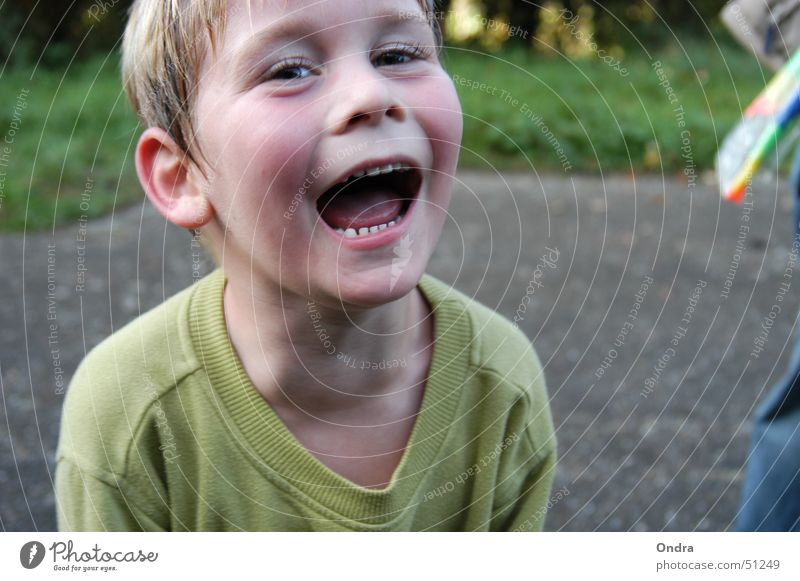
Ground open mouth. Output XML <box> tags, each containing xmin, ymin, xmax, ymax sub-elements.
<box><xmin>316</xmin><ymin>162</ymin><xmax>422</xmax><ymax>238</ymax></box>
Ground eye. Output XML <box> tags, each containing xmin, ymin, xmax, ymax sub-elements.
<box><xmin>373</xmin><ymin>42</ymin><xmax>432</xmax><ymax>67</ymax></box>
<box><xmin>265</xmin><ymin>59</ymin><xmax>316</xmax><ymax>81</ymax></box>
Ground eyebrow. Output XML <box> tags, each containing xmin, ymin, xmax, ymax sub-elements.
<box><xmin>228</xmin><ymin>13</ymin><xmax>319</xmax><ymax>79</ymax></box>
<box><xmin>228</xmin><ymin>9</ymin><xmax>433</xmax><ymax>80</ymax></box>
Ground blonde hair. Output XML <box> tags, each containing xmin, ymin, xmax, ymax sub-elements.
<box><xmin>121</xmin><ymin>0</ymin><xmax>442</xmax><ymax>166</ymax></box>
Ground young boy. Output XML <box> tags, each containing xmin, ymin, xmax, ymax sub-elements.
<box><xmin>55</xmin><ymin>0</ymin><xmax>556</xmax><ymax>531</ymax></box>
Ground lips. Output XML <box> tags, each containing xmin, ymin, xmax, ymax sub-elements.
<box><xmin>315</xmin><ymin>161</ymin><xmax>422</xmax><ymax>237</ymax></box>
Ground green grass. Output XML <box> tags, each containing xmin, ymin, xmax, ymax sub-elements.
<box><xmin>445</xmin><ymin>40</ymin><xmax>766</xmax><ymax>174</ymax></box>
<box><xmin>0</xmin><ymin>41</ymin><xmax>770</xmax><ymax>231</ymax></box>
<box><xmin>0</xmin><ymin>54</ymin><xmax>141</xmax><ymax>231</ymax></box>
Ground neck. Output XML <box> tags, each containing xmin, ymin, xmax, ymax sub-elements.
<box><xmin>223</xmin><ymin>273</ymin><xmax>433</xmax><ymax>416</ymax></box>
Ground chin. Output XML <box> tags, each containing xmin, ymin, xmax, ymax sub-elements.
<box><xmin>325</xmin><ymin>261</ymin><xmax>427</xmax><ymax>309</ymax></box>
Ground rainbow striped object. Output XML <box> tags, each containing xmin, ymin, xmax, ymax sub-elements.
<box><xmin>717</xmin><ymin>47</ymin><xmax>800</xmax><ymax>203</ymax></box>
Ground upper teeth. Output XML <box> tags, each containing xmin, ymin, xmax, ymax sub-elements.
<box><xmin>349</xmin><ymin>162</ymin><xmax>409</xmax><ymax>181</ymax></box>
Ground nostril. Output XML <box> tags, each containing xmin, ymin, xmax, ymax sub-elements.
<box><xmin>336</xmin><ymin>101</ymin><xmax>406</xmax><ymax>134</ymax></box>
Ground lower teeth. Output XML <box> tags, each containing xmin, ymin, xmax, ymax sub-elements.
<box><xmin>336</xmin><ymin>214</ymin><xmax>404</xmax><ymax>238</ymax></box>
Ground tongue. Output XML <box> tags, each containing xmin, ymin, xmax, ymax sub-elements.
<box><xmin>318</xmin><ymin>186</ymin><xmax>403</xmax><ymax>230</ymax></box>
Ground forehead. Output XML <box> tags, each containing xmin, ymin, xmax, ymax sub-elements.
<box><xmin>219</xmin><ymin>0</ymin><xmax>429</xmax><ymax>54</ymax></box>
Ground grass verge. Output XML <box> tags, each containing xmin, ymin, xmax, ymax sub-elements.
<box><xmin>0</xmin><ymin>41</ymin><xmax>770</xmax><ymax>231</ymax></box>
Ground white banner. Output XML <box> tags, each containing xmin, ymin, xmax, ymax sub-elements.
<box><xmin>1</xmin><ymin>533</ymin><xmax>797</xmax><ymax>579</ymax></box>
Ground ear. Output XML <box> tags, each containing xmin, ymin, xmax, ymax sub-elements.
<box><xmin>135</xmin><ymin>127</ymin><xmax>214</xmax><ymax>229</ymax></box>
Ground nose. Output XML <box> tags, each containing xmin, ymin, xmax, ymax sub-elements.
<box><xmin>326</xmin><ymin>61</ymin><xmax>407</xmax><ymax>134</ymax></box>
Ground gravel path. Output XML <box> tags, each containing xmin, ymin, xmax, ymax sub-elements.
<box><xmin>1</xmin><ymin>170</ymin><xmax>795</xmax><ymax>531</ymax></box>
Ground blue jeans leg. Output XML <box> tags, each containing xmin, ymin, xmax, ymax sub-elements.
<box><xmin>737</xmin><ymin>144</ymin><xmax>800</xmax><ymax>531</ymax></box>
<box><xmin>737</xmin><ymin>350</ymin><xmax>800</xmax><ymax>531</ymax></box>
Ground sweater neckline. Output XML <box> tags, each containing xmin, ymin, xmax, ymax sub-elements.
<box><xmin>188</xmin><ymin>270</ymin><xmax>472</xmax><ymax>527</ymax></box>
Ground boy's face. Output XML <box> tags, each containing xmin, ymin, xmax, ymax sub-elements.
<box><xmin>192</xmin><ymin>0</ymin><xmax>462</xmax><ymax>307</ymax></box>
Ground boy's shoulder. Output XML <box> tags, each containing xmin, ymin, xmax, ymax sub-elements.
<box><xmin>71</xmin><ymin>272</ymin><xmax>212</xmax><ymax>393</ymax></box>
<box><xmin>419</xmin><ymin>274</ymin><xmax>544</xmax><ymax>398</ymax></box>
<box><xmin>58</xmin><ymin>272</ymin><xmax>219</xmax><ymax>471</ymax></box>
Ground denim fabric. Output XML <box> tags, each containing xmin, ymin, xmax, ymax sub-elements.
<box><xmin>737</xmin><ymin>144</ymin><xmax>800</xmax><ymax>531</ymax></box>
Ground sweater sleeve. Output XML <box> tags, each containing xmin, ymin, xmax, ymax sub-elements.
<box><xmin>55</xmin><ymin>459</ymin><xmax>167</xmax><ymax>531</ymax></box>
<box><xmin>54</xmin><ymin>343</ymin><xmax>175</xmax><ymax>532</ymax></box>
<box><xmin>489</xmin><ymin>340</ymin><xmax>558</xmax><ymax>532</ymax></box>
<box><xmin>491</xmin><ymin>431</ymin><xmax>557</xmax><ymax>531</ymax></box>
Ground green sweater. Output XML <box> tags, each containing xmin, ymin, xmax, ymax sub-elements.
<box><xmin>55</xmin><ymin>270</ymin><xmax>556</xmax><ymax>531</ymax></box>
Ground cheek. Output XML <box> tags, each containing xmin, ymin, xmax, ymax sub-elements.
<box><xmin>417</xmin><ymin>81</ymin><xmax>462</xmax><ymax>211</ymax></box>
<box><xmin>203</xmin><ymin>114</ymin><xmax>315</xmax><ymax>220</ymax></box>
<box><xmin>424</xmin><ymin>82</ymin><xmax>463</xmax><ymax>174</ymax></box>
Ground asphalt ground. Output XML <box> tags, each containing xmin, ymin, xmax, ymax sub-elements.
<box><xmin>1</xmin><ymin>170</ymin><xmax>797</xmax><ymax>531</ymax></box>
